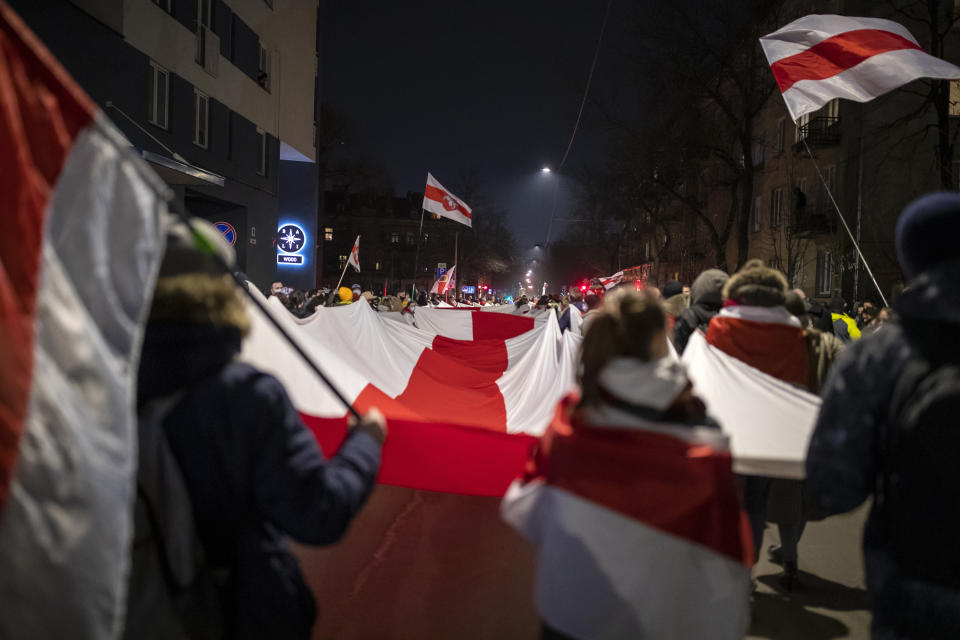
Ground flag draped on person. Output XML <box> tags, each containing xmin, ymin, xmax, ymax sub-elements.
<box><xmin>501</xmin><ymin>394</ymin><xmax>753</xmax><ymax>639</ymax></box>
<box><xmin>422</xmin><ymin>173</ymin><xmax>472</xmax><ymax>227</ymax></box>
<box><xmin>347</xmin><ymin>234</ymin><xmax>360</xmax><ymax>271</ymax></box>
<box><xmin>599</xmin><ymin>271</ymin><xmax>623</xmax><ymax>289</ymax></box>
<box><xmin>0</xmin><ymin>4</ymin><xmax>166</xmax><ymax>637</ymax></box>
<box><xmin>760</xmin><ymin>14</ymin><xmax>960</xmax><ymax>121</ymax></box>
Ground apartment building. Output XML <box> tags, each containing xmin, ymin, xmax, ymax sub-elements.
<box><xmin>10</xmin><ymin>0</ymin><xmax>321</xmax><ymax>290</ymax></box>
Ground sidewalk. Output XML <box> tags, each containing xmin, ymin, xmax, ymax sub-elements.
<box><xmin>749</xmin><ymin>503</ymin><xmax>871</xmax><ymax>639</ymax></box>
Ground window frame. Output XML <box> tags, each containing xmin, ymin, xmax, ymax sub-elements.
<box><xmin>193</xmin><ymin>89</ymin><xmax>209</xmax><ymax>149</ymax></box>
<box><xmin>816</xmin><ymin>249</ymin><xmax>833</xmax><ymax>296</ymax></box>
<box><xmin>775</xmin><ymin>118</ymin><xmax>785</xmax><ymax>154</ymax></box>
<box><xmin>390</xmin><ymin>231</ymin><xmax>400</xmax><ymax>244</ymax></box>
<box><xmin>148</xmin><ymin>61</ymin><xmax>169</xmax><ymax>130</ymax></box>
<box><xmin>258</xmin><ymin>43</ymin><xmax>271</xmax><ymax>92</ymax></box>
<box><xmin>324</xmin><ymin>227</ymin><xmax>333</xmax><ymax>241</ymax></box>
<box><xmin>256</xmin><ymin>128</ymin><xmax>267</xmax><ymax>176</ymax></box>
<box><xmin>770</xmin><ymin>188</ymin><xmax>783</xmax><ymax>228</ymax></box>
<box><xmin>753</xmin><ymin>195</ymin><xmax>763</xmax><ymax>232</ymax></box>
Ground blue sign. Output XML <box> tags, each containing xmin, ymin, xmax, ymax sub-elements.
<box><xmin>276</xmin><ymin>222</ymin><xmax>307</xmax><ymax>268</ymax></box>
<box><xmin>213</xmin><ymin>221</ymin><xmax>236</xmax><ymax>246</ymax></box>
<box><xmin>461</xmin><ymin>285</ymin><xmax>476</xmax><ymax>294</ymax></box>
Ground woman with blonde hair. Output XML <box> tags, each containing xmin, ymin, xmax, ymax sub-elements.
<box><xmin>503</xmin><ymin>289</ymin><xmax>752</xmax><ymax>640</ymax></box>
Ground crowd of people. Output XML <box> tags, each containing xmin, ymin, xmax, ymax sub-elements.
<box><xmin>126</xmin><ymin>192</ymin><xmax>960</xmax><ymax>639</ymax></box>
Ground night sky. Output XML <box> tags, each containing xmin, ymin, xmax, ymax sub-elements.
<box><xmin>320</xmin><ymin>1</ymin><xmax>628</xmax><ymax>248</ymax></box>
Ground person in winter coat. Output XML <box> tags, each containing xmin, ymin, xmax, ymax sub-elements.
<box><xmin>829</xmin><ymin>298</ymin><xmax>861</xmax><ymax>343</ymax></box>
<box><xmin>673</xmin><ymin>269</ymin><xmax>729</xmax><ymax>354</ymax></box>
<box><xmin>503</xmin><ymin>289</ymin><xmax>750</xmax><ymax>640</ymax></box>
<box><xmin>806</xmin><ymin>192</ymin><xmax>960</xmax><ymax>639</ymax></box>
<box><xmin>705</xmin><ymin>264</ymin><xmax>809</xmax><ymax>565</ymax></box>
<box><xmin>134</xmin><ymin>219</ymin><xmax>386</xmax><ymax>639</ymax></box>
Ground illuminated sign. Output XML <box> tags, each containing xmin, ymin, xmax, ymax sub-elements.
<box><xmin>276</xmin><ymin>222</ymin><xmax>307</xmax><ymax>267</ymax></box>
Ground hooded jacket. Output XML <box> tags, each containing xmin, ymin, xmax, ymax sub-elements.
<box><xmin>674</xmin><ymin>269</ymin><xmax>728</xmax><ymax>354</ymax></box>
<box><xmin>137</xmin><ymin>322</ymin><xmax>381</xmax><ymax>639</ymax></box>
<box><xmin>806</xmin><ymin>260</ymin><xmax>960</xmax><ymax>637</ymax></box>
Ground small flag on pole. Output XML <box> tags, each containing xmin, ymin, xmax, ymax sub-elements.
<box><xmin>760</xmin><ymin>15</ymin><xmax>960</xmax><ymax>122</ymax></box>
<box><xmin>347</xmin><ymin>235</ymin><xmax>360</xmax><ymax>272</ymax></box>
<box><xmin>431</xmin><ymin>265</ymin><xmax>456</xmax><ymax>294</ymax></box>
<box><xmin>423</xmin><ymin>173</ymin><xmax>472</xmax><ymax>228</ymax></box>
<box><xmin>599</xmin><ymin>271</ymin><xmax>623</xmax><ymax>290</ymax></box>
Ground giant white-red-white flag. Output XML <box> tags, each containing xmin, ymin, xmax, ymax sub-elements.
<box><xmin>347</xmin><ymin>235</ymin><xmax>360</xmax><ymax>272</ymax></box>
<box><xmin>423</xmin><ymin>173</ymin><xmax>472</xmax><ymax>227</ymax></box>
<box><xmin>760</xmin><ymin>15</ymin><xmax>960</xmax><ymax>122</ymax></box>
<box><xmin>0</xmin><ymin>4</ymin><xmax>166</xmax><ymax>637</ymax></box>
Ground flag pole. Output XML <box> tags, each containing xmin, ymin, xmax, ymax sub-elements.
<box><xmin>801</xmin><ymin>138</ymin><xmax>888</xmax><ymax>307</ymax></box>
<box><xmin>412</xmin><ymin>209</ymin><xmax>425</xmax><ymax>298</ymax></box>
<box><xmin>453</xmin><ymin>230</ymin><xmax>459</xmax><ymax>302</ymax></box>
<box><xmin>334</xmin><ymin>254</ymin><xmax>350</xmax><ymax>292</ymax></box>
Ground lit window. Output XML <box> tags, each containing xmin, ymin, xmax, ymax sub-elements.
<box><xmin>391</xmin><ymin>232</ymin><xmax>399</xmax><ymax>244</ymax></box>
<box><xmin>338</xmin><ymin>255</ymin><xmax>348</xmax><ymax>269</ymax></box>
<box><xmin>193</xmin><ymin>89</ymin><xmax>209</xmax><ymax>148</ymax></box>
<box><xmin>375</xmin><ymin>261</ymin><xmax>381</xmax><ymax>270</ymax></box>
<box><xmin>324</xmin><ymin>227</ymin><xmax>333</xmax><ymax>241</ymax></box>
<box><xmin>148</xmin><ymin>61</ymin><xmax>169</xmax><ymax>130</ymax></box>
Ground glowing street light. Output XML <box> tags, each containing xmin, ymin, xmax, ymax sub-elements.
<box><xmin>541</xmin><ymin>166</ymin><xmax>552</xmax><ymax>173</ymax></box>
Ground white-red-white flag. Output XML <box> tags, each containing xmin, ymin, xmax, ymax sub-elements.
<box><xmin>0</xmin><ymin>5</ymin><xmax>166</xmax><ymax>635</ymax></box>
<box><xmin>431</xmin><ymin>265</ymin><xmax>456</xmax><ymax>294</ymax></box>
<box><xmin>600</xmin><ymin>271</ymin><xmax>623</xmax><ymax>290</ymax></box>
<box><xmin>423</xmin><ymin>173</ymin><xmax>472</xmax><ymax>228</ymax></box>
<box><xmin>347</xmin><ymin>235</ymin><xmax>360</xmax><ymax>272</ymax></box>
<box><xmin>760</xmin><ymin>15</ymin><xmax>960</xmax><ymax>122</ymax></box>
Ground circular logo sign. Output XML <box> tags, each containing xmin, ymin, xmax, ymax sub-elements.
<box><xmin>442</xmin><ymin>195</ymin><xmax>458</xmax><ymax>211</ymax></box>
<box><xmin>277</xmin><ymin>223</ymin><xmax>305</xmax><ymax>253</ymax></box>
<box><xmin>213</xmin><ymin>221</ymin><xmax>236</xmax><ymax>246</ymax></box>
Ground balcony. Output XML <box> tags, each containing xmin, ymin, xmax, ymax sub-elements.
<box><xmin>794</xmin><ymin>116</ymin><xmax>841</xmax><ymax>149</ymax></box>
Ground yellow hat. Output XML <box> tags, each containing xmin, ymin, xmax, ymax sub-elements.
<box><xmin>338</xmin><ymin>286</ymin><xmax>352</xmax><ymax>303</ymax></box>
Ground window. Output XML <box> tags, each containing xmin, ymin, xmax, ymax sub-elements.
<box><xmin>196</xmin><ymin>0</ymin><xmax>212</xmax><ymax>65</ymax></box>
<box><xmin>770</xmin><ymin>188</ymin><xmax>783</xmax><ymax>228</ymax></box>
<box><xmin>821</xmin><ymin>165</ymin><xmax>837</xmax><ymax>198</ymax></box>
<box><xmin>795</xmin><ymin>112</ymin><xmax>809</xmax><ymax>143</ymax></box>
<box><xmin>391</xmin><ymin>232</ymin><xmax>400</xmax><ymax>244</ymax></box>
<box><xmin>751</xmin><ymin>133</ymin><xmax>764</xmax><ymax>168</ymax></box>
<box><xmin>824</xmin><ymin>98</ymin><xmax>840</xmax><ymax>119</ymax></box>
<box><xmin>148</xmin><ymin>61</ymin><xmax>169</xmax><ymax>129</ymax></box>
<box><xmin>775</xmin><ymin>119</ymin><xmax>785</xmax><ymax>154</ymax></box>
<box><xmin>193</xmin><ymin>90</ymin><xmax>209</xmax><ymax>148</ymax></box>
<box><xmin>951</xmin><ymin>81</ymin><xmax>960</xmax><ymax>117</ymax></box>
<box><xmin>258</xmin><ymin>44</ymin><xmax>271</xmax><ymax>92</ymax></box>
<box><xmin>324</xmin><ymin>227</ymin><xmax>333</xmax><ymax>241</ymax></box>
<box><xmin>152</xmin><ymin>0</ymin><xmax>171</xmax><ymax>13</ymax></box>
<box><xmin>816</xmin><ymin>249</ymin><xmax>833</xmax><ymax>296</ymax></box>
<box><xmin>753</xmin><ymin>195</ymin><xmax>763</xmax><ymax>232</ymax></box>
<box><xmin>375</xmin><ymin>261</ymin><xmax>381</xmax><ymax>271</ymax></box>
<box><xmin>431</xmin><ymin>213</ymin><xmax>441</xmax><ymax>220</ymax></box>
<box><xmin>338</xmin><ymin>255</ymin><xmax>348</xmax><ymax>269</ymax></box>
<box><xmin>644</xmin><ymin>240</ymin><xmax>651</xmax><ymax>261</ymax></box>
<box><xmin>406</xmin><ymin>231</ymin><xmax>415</xmax><ymax>245</ymax></box>
<box><xmin>256</xmin><ymin>129</ymin><xmax>267</xmax><ymax>176</ymax></box>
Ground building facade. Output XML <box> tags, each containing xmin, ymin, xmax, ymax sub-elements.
<box><xmin>321</xmin><ymin>191</ymin><xmax>462</xmax><ymax>295</ymax></box>
<box><xmin>11</xmin><ymin>0</ymin><xmax>321</xmax><ymax>291</ymax></box>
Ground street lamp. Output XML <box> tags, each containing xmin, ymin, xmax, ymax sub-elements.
<box><xmin>541</xmin><ymin>166</ymin><xmax>552</xmax><ymax>173</ymax></box>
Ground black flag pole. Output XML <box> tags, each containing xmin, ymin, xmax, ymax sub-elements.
<box><xmin>411</xmin><ymin>208</ymin><xmax>425</xmax><ymax>298</ymax></box>
<box><xmin>175</xmin><ymin>209</ymin><xmax>362</xmax><ymax>421</ymax></box>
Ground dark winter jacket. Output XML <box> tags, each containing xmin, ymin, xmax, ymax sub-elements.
<box><xmin>673</xmin><ymin>269</ymin><xmax>728</xmax><ymax>354</ymax></box>
<box><xmin>137</xmin><ymin>323</ymin><xmax>381</xmax><ymax>639</ymax></box>
<box><xmin>806</xmin><ymin>261</ymin><xmax>960</xmax><ymax>638</ymax></box>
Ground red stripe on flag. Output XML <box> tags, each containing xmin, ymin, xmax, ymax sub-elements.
<box><xmin>471</xmin><ymin>312</ymin><xmax>535</xmax><ymax>341</ymax></box>
<box><xmin>301</xmin><ymin>413</ymin><xmax>535</xmax><ymax>496</ymax></box>
<box><xmin>771</xmin><ymin>29</ymin><xmax>922</xmax><ymax>93</ymax></box>
<box><xmin>0</xmin><ymin>4</ymin><xmax>95</xmax><ymax>512</ymax></box>
<box><xmin>424</xmin><ymin>184</ymin><xmax>472</xmax><ymax>219</ymax></box>
<box><xmin>529</xmin><ymin>397</ymin><xmax>753</xmax><ymax>564</ymax></box>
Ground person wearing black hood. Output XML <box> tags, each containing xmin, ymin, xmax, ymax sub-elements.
<box><xmin>806</xmin><ymin>192</ymin><xmax>960</xmax><ymax>638</ymax></box>
<box><xmin>132</xmin><ymin>219</ymin><xmax>385</xmax><ymax>639</ymax></box>
<box><xmin>673</xmin><ymin>269</ymin><xmax>729</xmax><ymax>354</ymax></box>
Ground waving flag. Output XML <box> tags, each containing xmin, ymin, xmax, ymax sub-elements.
<box><xmin>423</xmin><ymin>173</ymin><xmax>472</xmax><ymax>227</ymax></box>
<box><xmin>599</xmin><ymin>271</ymin><xmax>623</xmax><ymax>289</ymax></box>
<box><xmin>761</xmin><ymin>14</ymin><xmax>960</xmax><ymax>121</ymax></box>
<box><xmin>430</xmin><ymin>264</ymin><xmax>457</xmax><ymax>294</ymax></box>
<box><xmin>347</xmin><ymin>234</ymin><xmax>360</xmax><ymax>272</ymax></box>
<box><xmin>0</xmin><ymin>4</ymin><xmax>165</xmax><ymax>637</ymax></box>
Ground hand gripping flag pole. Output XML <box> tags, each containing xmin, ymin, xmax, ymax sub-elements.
<box><xmin>760</xmin><ymin>14</ymin><xmax>960</xmax><ymax>305</ymax></box>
